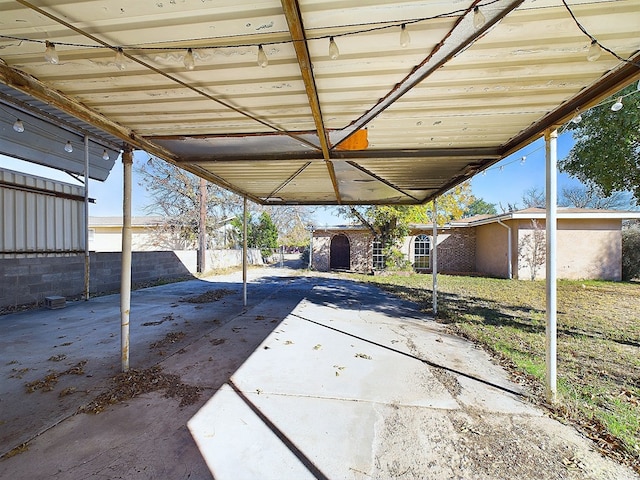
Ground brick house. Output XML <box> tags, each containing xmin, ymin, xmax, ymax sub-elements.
<box><xmin>311</xmin><ymin>208</ymin><xmax>640</xmax><ymax>281</ymax></box>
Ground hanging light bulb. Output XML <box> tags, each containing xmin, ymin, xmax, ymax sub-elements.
<box><xmin>64</xmin><ymin>141</ymin><xmax>73</xmax><ymax>153</ymax></box>
<box><xmin>257</xmin><ymin>45</ymin><xmax>268</xmax><ymax>68</ymax></box>
<box><xmin>571</xmin><ymin>111</ymin><xmax>582</xmax><ymax>124</ymax></box>
<box><xmin>147</xmin><ymin>157</ymin><xmax>154</xmax><ymax>166</ymax></box>
<box><xmin>114</xmin><ymin>48</ymin><xmax>126</xmax><ymax>70</ymax></box>
<box><xmin>636</xmin><ymin>80</ymin><xmax>640</xmax><ymax>91</ymax></box>
<box><xmin>102</xmin><ymin>150</ymin><xmax>110</xmax><ymax>161</ymax></box>
<box><xmin>586</xmin><ymin>40</ymin><xmax>601</xmax><ymax>62</ymax></box>
<box><xmin>482</xmin><ymin>170</ymin><xmax>487</xmax><ymax>176</ymax></box>
<box><xmin>184</xmin><ymin>48</ymin><xmax>196</xmax><ymax>70</ymax></box>
<box><xmin>44</xmin><ymin>41</ymin><xmax>59</xmax><ymax>64</ymax></box>
<box><xmin>328</xmin><ymin>37</ymin><xmax>340</xmax><ymax>60</ymax></box>
<box><xmin>499</xmin><ymin>165</ymin><xmax>504</xmax><ymax>172</ymax></box>
<box><xmin>473</xmin><ymin>7</ymin><xmax>486</xmax><ymax>30</ymax></box>
<box><xmin>13</xmin><ymin>119</ymin><xmax>25</xmax><ymax>133</ymax></box>
<box><xmin>611</xmin><ymin>97</ymin><xmax>623</xmax><ymax>112</ymax></box>
<box><xmin>520</xmin><ymin>156</ymin><xmax>526</xmax><ymax>165</ymax></box>
<box><xmin>400</xmin><ymin>24</ymin><xmax>411</xmax><ymax>48</ymax></box>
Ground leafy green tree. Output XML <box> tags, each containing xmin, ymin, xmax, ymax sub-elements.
<box><xmin>464</xmin><ymin>198</ymin><xmax>497</xmax><ymax>217</ymax></box>
<box><xmin>622</xmin><ymin>225</ymin><xmax>640</xmax><ymax>281</ymax></box>
<box><xmin>340</xmin><ymin>181</ymin><xmax>475</xmax><ymax>269</ymax></box>
<box><xmin>560</xmin><ymin>82</ymin><xmax>640</xmax><ymax>201</ymax></box>
<box><xmin>231</xmin><ymin>211</ymin><xmax>279</xmax><ymax>258</ymax></box>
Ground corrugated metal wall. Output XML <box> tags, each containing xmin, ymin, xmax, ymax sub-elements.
<box><xmin>0</xmin><ymin>168</ymin><xmax>85</xmax><ymax>256</ymax></box>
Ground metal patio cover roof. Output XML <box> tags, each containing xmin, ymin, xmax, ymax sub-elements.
<box><xmin>0</xmin><ymin>0</ymin><xmax>638</xmax><ymax>205</ymax></box>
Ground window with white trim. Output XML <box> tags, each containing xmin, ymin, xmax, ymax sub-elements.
<box><xmin>372</xmin><ymin>241</ymin><xmax>385</xmax><ymax>270</ymax></box>
<box><xmin>414</xmin><ymin>234</ymin><xmax>430</xmax><ymax>269</ymax></box>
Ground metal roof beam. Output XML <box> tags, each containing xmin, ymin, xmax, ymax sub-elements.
<box><xmin>280</xmin><ymin>0</ymin><xmax>342</xmax><ymax>204</ymax></box>
<box><xmin>499</xmin><ymin>52</ymin><xmax>640</xmax><ymax>158</ymax></box>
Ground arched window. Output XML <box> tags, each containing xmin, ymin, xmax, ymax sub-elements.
<box><xmin>414</xmin><ymin>234</ymin><xmax>430</xmax><ymax>269</ymax></box>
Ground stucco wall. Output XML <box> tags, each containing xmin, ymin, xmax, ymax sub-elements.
<box><xmin>312</xmin><ymin>229</ymin><xmax>372</xmax><ymax>273</ymax></box>
<box><xmin>89</xmin><ymin>226</ymin><xmax>192</xmax><ymax>252</ymax></box>
<box><xmin>476</xmin><ymin>222</ymin><xmax>511</xmax><ymax>278</ymax></box>
<box><xmin>516</xmin><ymin>218</ymin><xmax>622</xmax><ymax>281</ymax></box>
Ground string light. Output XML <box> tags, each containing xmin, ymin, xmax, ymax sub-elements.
<box><xmin>473</xmin><ymin>7</ymin><xmax>486</xmax><ymax>30</ymax></box>
<box><xmin>257</xmin><ymin>45</ymin><xmax>268</xmax><ymax>68</ymax></box>
<box><xmin>520</xmin><ymin>156</ymin><xmax>526</xmax><ymax>165</ymax></box>
<box><xmin>611</xmin><ymin>97</ymin><xmax>623</xmax><ymax>112</ymax></box>
<box><xmin>499</xmin><ymin>165</ymin><xmax>504</xmax><ymax>172</ymax></box>
<box><xmin>586</xmin><ymin>40</ymin><xmax>602</xmax><ymax>62</ymax></box>
<box><xmin>13</xmin><ymin>119</ymin><xmax>24</xmax><ymax>132</ymax></box>
<box><xmin>114</xmin><ymin>48</ymin><xmax>126</xmax><ymax>70</ymax></box>
<box><xmin>44</xmin><ymin>41</ymin><xmax>59</xmax><ymax>64</ymax></box>
<box><xmin>64</xmin><ymin>141</ymin><xmax>73</xmax><ymax>153</ymax></box>
<box><xmin>400</xmin><ymin>24</ymin><xmax>410</xmax><ymax>48</ymax></box>
<box><xmin>571</xmin><ymin>111</ymin><xmax>582</xmax><ymax>123</ymax></box>
<box><xmin>184</xmin><ymin>48</ymin><xmax>195</xmax><ymax>70</ymax></box>
<box><xmin>328</xmin><ymin>37</ymin><xmax>340</xmax><ymax>60</ymax></box>
<box><xmin>102</xmin><ymin>150</ymin><xmax>110</xmax><ymax>160</ymax></box>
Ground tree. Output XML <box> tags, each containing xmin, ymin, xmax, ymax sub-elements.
<box><xmin>622</xmin><ymin>225</ymin><xmax>640</xmax><ymax>281</ymax></box>
<box><xmin>559</xmin><ymin>185</ymin><xmax>634</xmax><ymax>210</ymax></box>
<box><xmin>560</xmin><ymin>82</ymin><xmax>640</xmax><ymax>202</ymax></box>
<box><xmin>339</xmin><ymin>181</ymin><xmax>475</xmax><ymax>269</ymax></box>
<box><xmin>518</xmin><ymin>219</ymin><xmax>546</xmax><ymax>280</ymax></box>
<box><xmin>464</xmin><ymin>198</ymin><xmax>497</xmax><ymax>217</ymax></box>
<box><xmin>231</xmin><ymin>211</ymin><xmax>279</xmax><ymax>258</ymax></box>
<box><xmin>137</xmin><ymin>159</ymin><xmax>244</xmax><ymax>248</ymax></box>
<box><xmin>521</xmin><ymin>186</ymin><xmax>545</xmax><ymax>209</ymax></box>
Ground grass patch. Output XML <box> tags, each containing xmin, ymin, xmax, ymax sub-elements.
<box><xmin>351</xmin><ymin>272</ymin><xmax>640</xmax><ymax>472</ymax></box>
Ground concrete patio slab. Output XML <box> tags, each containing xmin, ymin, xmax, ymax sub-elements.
<box><xmin>1</xmin><ymin>264</ymin><xmax>637</xmax><ymax>479</ymax></box>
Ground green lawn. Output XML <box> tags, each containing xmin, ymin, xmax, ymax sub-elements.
<box><xmin>350</xmin><ymin>272</ymin><xmax>640</xmax><ymax>472</ymax></box>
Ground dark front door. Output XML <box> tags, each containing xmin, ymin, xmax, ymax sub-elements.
<box><xmin>330</xmin><ymin>234</ymin><xmax>350</xmax><ymax>270</ymax></box>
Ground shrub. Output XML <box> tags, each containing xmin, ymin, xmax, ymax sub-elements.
<box><xmin>622</xmin><ymin>226</ymin><xmax>640</xmax><ymax>280</ymax></box>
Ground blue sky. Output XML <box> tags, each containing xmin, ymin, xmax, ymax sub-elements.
<box><xmin>2</xmin><ymin>129</ymin><xmax>583</xmax><ymax>225</ymax></box>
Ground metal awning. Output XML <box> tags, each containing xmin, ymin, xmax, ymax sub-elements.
<box><xmin>0</xmin><ymin>0</ymin><xmax>638</xmax><ymax>203</ymax></box>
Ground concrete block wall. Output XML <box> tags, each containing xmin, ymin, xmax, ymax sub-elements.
<box><xmin>0</xmin><ymin>249</ymin><xmax>263</xmax><ymax>310</ymax></box>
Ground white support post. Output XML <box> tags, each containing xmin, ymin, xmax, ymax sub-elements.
<box><xmin>83</xmin><ymin>135</ymin><xmax>90</xmax><ymax>300</ymax></box>
<box><xmin>242</xmin><ymin>196</ymin><xmax>248</xmax><ymax>307</ymax></box>
<box><xmin>197</xmin><ymin>177</ymin><xmax>206</xmax><ymax>273</ymax></box>
<box><xmin>432</xmin><ymin>198</ymin><xmax>438</xmax><ymax>316</ymax></box>
<box><xmin>545</xmin><ymin>129</ymin><xmax>558</xmax><ymax>403</ymax></box>
<box><xmin>120</xmin><ymin>148</ymin><xmax>133</xmax><ymax>373</ymax></box>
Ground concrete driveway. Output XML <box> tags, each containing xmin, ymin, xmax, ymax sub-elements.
<box><xmin>0</xmin><ymin>264</ymin><xmax>637</xmax><ymax>479</ymax></box>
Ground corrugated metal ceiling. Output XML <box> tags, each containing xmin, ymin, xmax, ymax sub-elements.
<box><xmin>0</xmin><ymin>0</ymin><xmax>638</xmax><ymax>204</ymax></box>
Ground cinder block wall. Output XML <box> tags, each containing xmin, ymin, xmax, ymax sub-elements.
<box><xmin>0</xmin><ymin>249</ymin><xmax>262</xmax><ymax>310</ymax></box>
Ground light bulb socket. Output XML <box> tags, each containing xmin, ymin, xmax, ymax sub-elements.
<box><xmin>13</xmin><ymin>119</ymin><xmax>25</xmax><ymax>133</ymax></box>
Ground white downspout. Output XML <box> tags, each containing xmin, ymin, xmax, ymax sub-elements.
<box><xmin>497</xmin><ymin>219</ymin><xmax>512</xmax><ymax>280</ymax></box>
